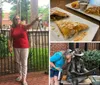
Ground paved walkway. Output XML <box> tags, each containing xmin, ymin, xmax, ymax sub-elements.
<box><xmin>0</xmin><ymin>71</ymin><xmax>48</xmax><ymax>85</ymax></box>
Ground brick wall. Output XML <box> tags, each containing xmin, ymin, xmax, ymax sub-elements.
<box><xmin>50</xmin><ymin>43</ymin><xmax>100</xmax><ymax>56</ymax></box>
<box><xmin>50</xmin><ymin>43</ymin><xmax>68</xmax><ymax>55</ymax></box>
<box><xmin>2</xmin><ymin>12</ymin><xmax>12</xmax><ymax>26</ymax></box>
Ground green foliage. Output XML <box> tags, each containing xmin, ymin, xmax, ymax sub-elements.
<box><xmin>7</xmin><ymin>0</ymin><xmax>49</xmax><ymax>25</ymax></box>
<box><xmin>4</xmin><ymin>0</ymin><xmax>17</xmax><ymax>4</ymax></box>
<box><xmin>9</xmin><ymin>0</ymin><xmax>30</xmax><ymax>22</ymax></box>
<box><xmin>0</xmin><ymin>34</ymin><xmax>10</xmax><ymax>58</ymax></box>
<box><xmin>38</xmin><ymin>5</ymin><xmax>49</xmax><ymax>21</ymax></box>
<box><xmin>2</xmin><ymin>12</ymin><xmax>4</xmax><ymax>18</ymax></box>
<box><xmin>28</xmin><ymin>48</ymin><xmax>49</xmax><ymax>71</ymax></box>
<box><xmin>9</xmin><ymin>10</ymin><xmax>16</xmax><ymax>21</ymax></box>
<box><xmin>82</xmin><ymin>50</ymin><xmax>100</xmax><ymax>70</ymax></box>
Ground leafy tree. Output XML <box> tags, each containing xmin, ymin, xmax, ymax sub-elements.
<box><xmin>38</xmin><ymin>5</ymin><xmax>49</xmax><ymax>22</ymax></box>
<box><xmin>4</xmin><ymin>0</ymin><xmax>30</xmax><ymax>23</ymax></box>
<box><xmin>2</xmin><ymin>0</ymin><xmax>49</xmax><ymax>23</ymax></box>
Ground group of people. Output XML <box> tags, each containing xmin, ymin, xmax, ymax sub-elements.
<box><xmin>50</xmin><ymin>48</ymin><xmax>98</xmax><ymax>85</ymax></box>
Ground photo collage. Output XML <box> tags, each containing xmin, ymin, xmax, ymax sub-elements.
<box><xmin>0</xmin><ymin>0</ymin><xmax>100</xmax><ymax>85</ymax></box>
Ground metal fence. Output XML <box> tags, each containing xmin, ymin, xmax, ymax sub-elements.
<box><xmin>0</xmin><ymin>29</ymin><xmax>49</xmax><ymax>75</ymax></box>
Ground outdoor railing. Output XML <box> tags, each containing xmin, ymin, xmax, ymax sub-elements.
<box><xmin>0</xmin><ymin>28</ymin><xmax>49</xmax><ymax>75</ymax></box>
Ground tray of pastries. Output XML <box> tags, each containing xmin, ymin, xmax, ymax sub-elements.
<box><xmin>65</xmin><ymin>1</ymin><xmax>100</xmax><ymax>21</ymax></box>
<box><xmin>85</xmin><ymin>6</ymin><xmax>100</xmax><ymax>16</ymax></box>
<box><xmin>50</xmin><ymin>7</ymin><xmax>99</xmax><ymax>41</ymax></box>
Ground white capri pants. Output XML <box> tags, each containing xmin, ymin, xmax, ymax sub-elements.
<box><xmin>14</xmin><ymin>48</ymin><xmax>29</xmax><ymax>78</ymax></box>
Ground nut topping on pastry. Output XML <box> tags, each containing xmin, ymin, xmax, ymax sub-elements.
<box><xmin>85</xmin><ymin>6</ymin><xmax>100</xmax><ymax>16</ymax></box>
<box><xmin>71</xmin><ymin>1</ymin><xmax>80</xmax><ymax>9</ymax></box>
<box><xmin>55</xmin><ymin>20</ymin><xmax>88</xmax><ymax>39</ymax></box>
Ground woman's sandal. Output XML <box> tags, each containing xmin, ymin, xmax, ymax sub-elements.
<box><xmin>16</xmin><ymin>77</ymin><xmax>22</xmax><ymax>82</ymax></box>
<box><xmin>22</xmin><ymin>82</ymin><xmax>28</xmax><ymax>85</ymax></box>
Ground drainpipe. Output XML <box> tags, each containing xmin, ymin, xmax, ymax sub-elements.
<box><xmin>69</xmin><ymin>43</ymin><xmax>74</xmax><ymax>51</ymax></box>
<box><xmin>76</xmin><ymin>43</ymin><xmax>79</xmax><ymax>48</ymax></box>
<box><xmin>84</xmin><ymin>43</ymin><xmax>87</xmax><ymax>51</ymax></box>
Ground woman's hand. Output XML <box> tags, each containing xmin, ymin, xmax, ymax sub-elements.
<box><xmin>55</xmin><ymin>67</ymin><xmax>62</xmax><ymax>71</ymax></box>
<box><xmin>35</xmin><ymin>17</ymin><xmax>39</xmax><ymax>21</ymax></box>
<box><xmin>36</xmin><ymin>15</ymin><xmax>43</xmax><ymax>21</ymax></box>
<box><xmin>25</xmin><ymin>14</ymin><xmax>43</xmax><ymax>30</ymax></box>
<box><xmin>38</xmin><ymin>14</ymin><xmax>43</xmax><ymax>20</ymax></box>
<box><xmin>8</xmin><ymin>47</ymin><xmax>13</xmax><ymax>53</ymax></box>
<box><xmin>8</xmin><ymin>39</ymin><xmax>13</xmax><ymax>53</ymax></box>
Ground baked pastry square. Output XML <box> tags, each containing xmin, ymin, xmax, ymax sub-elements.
<box><xmin>71</xmin><ymin>1</ymin><xmax>80</xmax><ymax>9</ymax></box>
<box><xmin>85</xmin><ymin>6</ymin><xmax>100</xmax><ymax>16</ymax></box>
<box><xmin>55</xmin><ymin>20</ymin><xmax>88</xmax><ymax>39</ymax></box>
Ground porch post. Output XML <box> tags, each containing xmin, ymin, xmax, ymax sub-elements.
<box><xmin>30</xmin><ymin>0</ymin><xmax>38</xmax><ymax>29</ymax></box>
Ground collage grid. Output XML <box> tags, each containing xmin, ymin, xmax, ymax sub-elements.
<box><xmin>0</xmin><ymin>0</ymin><xmax>100</xmax><ymax>85</ymax></box>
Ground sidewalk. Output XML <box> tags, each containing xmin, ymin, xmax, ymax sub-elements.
<box><xmin>0</xmin><ymin>71</ymin><xmax>48</xmax><ymax>85</ymax></box>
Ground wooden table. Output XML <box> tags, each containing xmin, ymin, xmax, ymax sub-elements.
<box><xmin>50</xmin><ymin>0</ymin><xmax>100</xmax><ymax>41</ymax></box>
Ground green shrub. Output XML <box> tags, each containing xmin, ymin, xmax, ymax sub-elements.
<box><xmin>28</xmin><ymin>48</ymin><xmax>49</xmax><ymax>71</ymax></box>
<box><xmin>0</xmin><ymin>34</ymin><xmax>10</xmax><ymax>58</ymax></box>
<box><xmin>82</xmin><ymin>50</ymin><xmax>100</xmax><ymax>70</ymax></box>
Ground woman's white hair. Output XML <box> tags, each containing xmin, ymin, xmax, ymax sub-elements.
<box><xmin>60</xmin><ymin>50</ymin><xmax>66</xmax><ymax>54</ymax></box>
<box><xmin>60</xmin><ymin>49</ymin><xmax>72</xmax><ymax>58</ymax></box>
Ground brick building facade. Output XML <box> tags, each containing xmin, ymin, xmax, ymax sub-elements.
<box><xmin>50</xmin><ymin>43</ymin><xmax>100</xmax><ymax>56</ymax></box>
<box><xmin>2</xmin><ymin>12</ymin><xmax>12</xmax><ymax>26</ymax></box>
<box><xmin>50</xmin><ymin>43</ymin><xmax>69</xmax><ymax>55</ymax></box>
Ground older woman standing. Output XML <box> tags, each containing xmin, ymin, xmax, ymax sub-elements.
<box><xmin>50</xmin><ymin>49</ymin><xmax>72</xmax><ymax>85</ymax></box>
<box><xmin>8</xmin><ymin>15</ymin><xmax>39</xmax><ymax>85</ymax></box>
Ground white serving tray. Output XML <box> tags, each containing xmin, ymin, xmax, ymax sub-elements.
<box><xmin>65</xmin><ymin>3</ymin><xmax>100</xmax><ymax>21</ymax></box>
<box><xmin>50</xmin><ymin>7</ymin><xmax>99</xmax><ymax>41</ymax></box>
